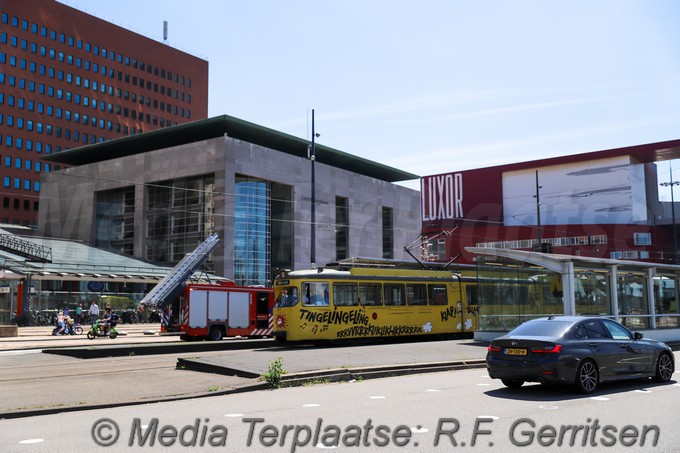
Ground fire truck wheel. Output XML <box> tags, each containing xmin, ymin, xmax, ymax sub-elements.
<box><xmin>208</xmin><ymin>327</ymin><xmax>224</xmax><ymax>341</ymax></box>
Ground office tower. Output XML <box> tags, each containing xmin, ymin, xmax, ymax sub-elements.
<box><xmin>0</xmin><ymin>0</ymin><xmax>208</xmax><ymax>226</ymax></box>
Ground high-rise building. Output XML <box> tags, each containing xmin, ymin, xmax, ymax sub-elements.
<box><xmin>0</xmin><ymin>0</ymin><xmax>208</xmax><ymax>226</ymax></box>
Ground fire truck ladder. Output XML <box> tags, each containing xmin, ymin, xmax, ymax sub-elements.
<box><xmin>139</xmin><ymin>233</ymin><xmax>221</xmax><ymax>308</ymax></box>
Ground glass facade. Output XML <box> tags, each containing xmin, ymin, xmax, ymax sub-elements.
<box><xmin>654</xmin><ymin>275</ymin><xmax>680</xmax><ymax>328</ymax></box>
<box><xmin>574</xmin><ymin>268</ymin><xmax>611</xmax><ymax>316</ymax></box>
<box><xmin>476</xmin><ymin>255</ymin><xmax>564</xmax><ymax>331</ymax></box>
<box><xmin>335</xmin><ymin>196</ymin><xmax>348</xmax><ymax>261</ymax></box>
<box><xmin>234</xmin><ymin>176</ymin><xmax>271</xmax><ymax>286</ymax></box>
<box><xmin>95</xmin><ymin>187</ymin><xmax>135</xmax><ymax>255</ymax></box>
<box><xmin>270</xmin><ymin>182</ymin><xmax>293</xmax><ymax>277</ymax></box>
<box><xmin>382</xmin><ymin>206</ymin><xmax>393</xmax><ymax>259</ymax></box>
<box><xmin>476</xmin><ymin>252</ymin><xmax>680</xmax><ymax>333</ymax></box>
<box><xmin>617</xmin><ymin>270</ymin><xmax>649</xmax><ymax>329</ymax></box>
<box><xmin>145</xmin><ymin>175</ymin><xmax>215</xmax><ymax>267</ymax></box>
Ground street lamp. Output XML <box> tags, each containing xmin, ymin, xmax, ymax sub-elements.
<box><xmin>534</xmin><ymin>170</ymin><xmax>542</xmax><ymax>243</ymax></box>
<box><xmin>309</xmin><ymin>109</ymin><xmax>319</xmax><ymax>267</ymax></box>
<box><xmin>659</xmin><ymin>162</ymin><xmax>679</xmax><ymax>263</ymax></box>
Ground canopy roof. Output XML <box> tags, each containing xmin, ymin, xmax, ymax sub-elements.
<box><xmin>42</xmin><ymin>114</ymin><xmax>419</xmax><ymax>183</ymax></box>
<box><xmin>0</xmin><ymin>228</ymin><xmax>219</xmax><ymax>283</ymax></box>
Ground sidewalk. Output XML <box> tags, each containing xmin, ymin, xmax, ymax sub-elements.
<box><xmin>0</xmin><ymin>323</ymin><xmax>174</xmax><ymax>350</ymax></box>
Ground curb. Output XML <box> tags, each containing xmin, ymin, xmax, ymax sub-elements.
<box><xmin>281</xmin><ymin>360</ymin><xmax>488</xmax><ymax>387</ymax></box>
<box><xmin>178</xmin><ymin>357</ymin><xmax>489</xmax><ymax>387</ymax></box>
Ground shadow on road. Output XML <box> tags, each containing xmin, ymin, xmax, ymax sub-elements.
<box><xmin>485</xmin><ymin>378</ymin><xmax>678</xmax><ymax>402</ymax></box>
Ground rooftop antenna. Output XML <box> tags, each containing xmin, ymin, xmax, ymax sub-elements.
<box><xmin>163</xmin><ymin>21</ymin><xmax>168</xmax><ymax>43</ymax></box>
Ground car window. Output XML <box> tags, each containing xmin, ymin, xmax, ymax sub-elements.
<box><xmin>575</xmin><ymin>320</ymin><xmax>609</xmax><ymax>339</ymax></box>
<box><xmin>507</xmin><ymin>320</ymin><xmax>571</xmax><ymax>337</ymax></box>
<box><xmin>602</xmin><ymin>320</ymin><xmax>632</xmax><ymax>340</ymax></box>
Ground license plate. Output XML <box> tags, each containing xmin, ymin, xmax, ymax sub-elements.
<box><xmin>504</xmin><ymin>348</ymin><xmax>527</xmax><ymax>356</ymax></box>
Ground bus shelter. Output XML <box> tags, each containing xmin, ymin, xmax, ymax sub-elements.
<box><xmin>466</xmin><ymin>247</ymin><xmax>680</xmax><ymax>342</ymax></box>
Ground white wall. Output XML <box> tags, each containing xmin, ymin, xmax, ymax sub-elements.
<box><xmin>503</xmin><ymin>156</ymin><xmax>648</xmax><ymax>226</ymax></box>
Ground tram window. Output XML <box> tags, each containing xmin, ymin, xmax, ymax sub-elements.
<box><xmin>276</xmin><ymin>287</ymin><xmax>299</xmax><ymax>307</ymax></box>
<box><xmin>333</xmin><ymin>283</ymin><xmax>358</xmax><ymax>306</ymax></box>
<box><xmin>406</xmin><ymin>284</ymin><xmax>427</xmax><ymax>305</ymax></box>
<box><xmin>302</xmin><ymin>282</ymin><xmax>329</xmax><ymax>306</ymax></box>
<box><xmin>360</xmin><ymin>283</ymin><xmax>383</xmax><ymax>306</ymax></box>
<box><xmin>428</xmin><ymin>284</ymin><xmax>448</xmax><ymax>305</ymax></box>
<box><xmin>384</xmin><ymin>284</ymin><xmax>405</xmax><ymax>306</ymax></box>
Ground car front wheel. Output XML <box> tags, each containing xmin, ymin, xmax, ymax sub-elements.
<box><xmin>653</xmin><ymin>352</ymin><xmax>674</xmax><ymax>382</ymax></box>
<box><xmin>574</xmin><ymin>359</ymin><xmax>599</xmax><ymax>394</ymax></box>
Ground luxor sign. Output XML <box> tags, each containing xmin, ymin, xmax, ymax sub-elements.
<box><xmin>420</xmin><ymin>173</ymin><xmax>464</xmax><ymax>222</ymax></box>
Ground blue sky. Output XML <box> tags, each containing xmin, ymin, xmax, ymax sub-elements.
<box><xmin>60</xmin><ymin>1</ymin><xmax>680</xmax><ymax>192</ymax></box>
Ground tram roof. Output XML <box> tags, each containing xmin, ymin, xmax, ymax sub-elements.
<box><xmin>326</xmin><ymin>257</ymin><xmax>476</xmax><ymax>272</ymax></box>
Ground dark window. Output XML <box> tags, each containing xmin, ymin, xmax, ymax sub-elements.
<box><xmin>359</xmin><ymin>283</ymin><xmax>383</xmax><ymax>306</ymax></box>
<box><xmin>382</xmin><ymin>206</ymin><xmax>393</xmax><ymax>259</ymax></box>
<box><xmin>333</xmin><ymin>283</ymin><xmax>358</xmax><ymax>307</ymax></box>
<box><xmin>429</xmin><ymin>284</ymin><xmax>448</xmax><ymax>305</ymax></box>
<box><xmin>407</xmin><ymin>284</ymin><xmax>427</xmax><ymax>305</ymax></box>
<box><xmin>335</xmin><ymin>196</ymin><xmax>349</xmax><ymax>260</ymax></box>
<box><xmin>575</xmin><ymin>320</ymin><xmax>609</xmax><ymax>339</ymax></box>
<box><xmin>384</xmin><ymin>284</ymin><xmax>405</xmax><ymax>306</ymax></box>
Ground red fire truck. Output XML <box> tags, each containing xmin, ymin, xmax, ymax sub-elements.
<box><xmin>140</xmin><ymin>233</ymin><xmax>274</xmax><ymax>341</ymax></box>
<box><xmin>161</xmin><ymin>281</ymin><xmax>274</xmax><ymax>341</ymax></box>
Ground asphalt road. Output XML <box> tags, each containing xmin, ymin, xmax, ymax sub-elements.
<box><xmin>1</xmin><ymin>362</ymin><xmax>678</xmax><ymax>452</ymax></box>
<box><xmin>0</xmin><ymin>327</ymin><xmax>488</xmax><ymax>418</ymax></box>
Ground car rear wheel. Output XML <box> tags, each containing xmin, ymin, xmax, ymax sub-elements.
<box><xmin>574</xmin><ymin>359</ymin><xmax>598</xmax><ymax>394</ymax></box>
<box><xmin>501</xmin><ymin>379</ymin><xmax>524</xmax><ymax>389</ymax></box>
<box><xmin>653</xmin><ymin>352</ymin><xmax>674</xmax><ymax>382</ymax></box>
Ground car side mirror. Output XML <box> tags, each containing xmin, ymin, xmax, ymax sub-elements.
<box><xmin>633</xmin><ymin>332</ymin><xmax>643</xmax><ymax>340</ymax></box>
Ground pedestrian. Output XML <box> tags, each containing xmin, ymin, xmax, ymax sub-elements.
<box><xmin>54</xmin><ymin>311</ymin><xmax>66</xmax><ymax>335</ymax></box>
<box><xmin>89</xmin><ymin>299</ymin><xmax>99</xmax><ymax>324</ymax></box>
<box><xmin>75</xmin><ymin>303</ymin><xmax>83</xmax><ymax>323</ymax></box>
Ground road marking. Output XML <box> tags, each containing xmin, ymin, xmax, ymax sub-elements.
<box><xmin>0</xmin><ymin>349</ymin><xmax>43</xmax><ymax>356</ymax></box>
<box><xmin>633</xmin><ymin>389</ymin><xmax>651</xmax><ymax>393</ymax></box>
<box><xmin>425</xmin><ymin>389</ymin><xmax>442</xmax><ymax>392</ymax></box>
<box><xmin>476</xmin><ymin>383</ymin><xmax>491</xmax><ymax>386</ymax></box>
<box><xmin>19</xmin><ymin>439</ymin><xmax>44</xmax><ymax>444</ymax></box>
<box><xmin>590</xmin><ymin>396</ymin><xmax>609</xmax><ymax>401</ymax></box>
<box><xmin>369</xmin><ymin>396</ymin><xmax>386</xmax><ymax>399</ymax></box>
<box><xmin>224</xmin><ymin>413</ymin><xmax>244</xmax><ymax>417</ymax></box>
<box><xmin>316</xmin><ymin>442</ymin><xmax>339</xmax><ymax>449</ymax></box>
<box><xmin>538</xmin><ymin>405</ymin><xmax>559</xmax><ymax>410</ymax></box>
<box><xmin>477</xmin><ymin>416</ymin><xmax>500</xmax><ymax>420</ymax></box>
<box><xmin>303</xmin><ymin>403</ymin><xmax>321</xmax><ymax>407</ymax></box>
<box><xmin>411</xmin><ymin>426</ymin><xmax>429</xmax><ymax>433</ymax></box>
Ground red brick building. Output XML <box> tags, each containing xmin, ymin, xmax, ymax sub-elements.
<box><xmin>0</xmin><ymin>0</ymin><xmax>208</xmax><ymax>226</ymax></box>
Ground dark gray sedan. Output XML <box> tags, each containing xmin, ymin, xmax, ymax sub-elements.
<box><xmin>486</xmin><ymin>316</ymin><xmax>675</xmax><ymax>393</ymax></box>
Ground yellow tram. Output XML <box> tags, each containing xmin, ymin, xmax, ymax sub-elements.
<box><xmin>273</xmin><ymin>259</ymin><xmax>478</xmax><ymax>342</ymax></box>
